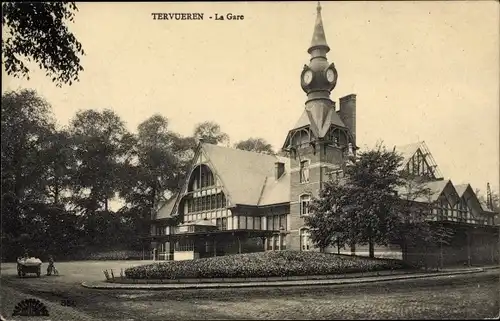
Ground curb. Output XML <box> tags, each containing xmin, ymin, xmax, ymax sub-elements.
<box><xmin>81</xmin><ymin>268</ymin><xmax>486</xmax><ymax>290</ymax></box>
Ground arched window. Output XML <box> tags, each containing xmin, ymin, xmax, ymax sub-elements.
<box><xmin>327</xmin><ymin>128</ymin><xmax>348</xmax><ymax>147</ymax></box>
<box><xmin>188</xmin><ymin>164</ymin><xmax>215</xmax><ymax>192</ymax></box>
<box><xmin>300</xmin><ymin>194</ymin><xmax>311</xmax><ymax>216</ymax></box>
<box><xmin>291</xmin><ymin>129</ymin><xmax>310</xmax><ymax>147</ymax></box>
<box><xmin>300</xmin><ymin>228</ymin><xmax>311</xmax><ymax>251</ymax></box>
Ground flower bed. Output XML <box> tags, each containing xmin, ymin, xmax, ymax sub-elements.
<box><xmin>124</xmin><ymin>251</ymin><xmax>410</xmax><ymax>280</ymax></box>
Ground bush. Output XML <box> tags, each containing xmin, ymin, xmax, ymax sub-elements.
<box><xmin>125</xmin><ymin>251</ymin><xmax>408</xmax><ymax>279</ymax></box>
<box><xmin>87</xmin><ymin>250</ymin><xmax>144</xmax><ymax>261</ymax></box>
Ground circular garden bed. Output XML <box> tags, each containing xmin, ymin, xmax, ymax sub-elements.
<box><xmin>116</xmin><ymin>251</ymin><xmax>411</xmax><ymax>282</ymax></box>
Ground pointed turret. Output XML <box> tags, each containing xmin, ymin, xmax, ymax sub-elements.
<box><xmin>284</xmin><ymin>1</ymin><xmax>356</xmax><ymax>156</ymax></box>
<box><xmin>296</xmin><ymin>1</ymin><xmax>344</xmax><ymax>140</ymax></box>
<box><xmin>308</xmin><ymin>2</ymin><xmax>330</xmax><ymax>55</ymax></box>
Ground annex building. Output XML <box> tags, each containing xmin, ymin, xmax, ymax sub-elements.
<box><xmin>149</xmin><ymin>4</ymin><xmax>498</xmax><ymax>266</ymax></box>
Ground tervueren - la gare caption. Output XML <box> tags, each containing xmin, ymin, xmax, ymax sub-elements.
<box><xmin>305</xmin><ymin>143</ymin><xmax>453</xmax><ymax>259</ymax></box>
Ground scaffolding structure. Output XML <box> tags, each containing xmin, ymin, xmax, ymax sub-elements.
<box><xmin>419</xmin><ymin>141</ymin><xmax>443</xmax><ymax>179</ymax></box>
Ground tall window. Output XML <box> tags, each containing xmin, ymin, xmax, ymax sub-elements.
<box><xmin>300</xmin><ymin>195</ymin><xmax>311</xmax><ymax>216</ymax></box>
<box><xmin>300</xmin><ymin>160</ymin><xmax>310</xmax><ymax>183</ymax></box>
<box><xmin>300</xmin><ymin>229</ymin><xmax>310</xmax><ymax>251</ymax></box>
<box><xmin>267</xmin><ymin>216</ymin><xmax>273</xmax><ymax>230</ymax></box>
<box><xmin>239</xmin><ymin>216</ymin><xmax>247</xmax><ymax>229</ymax></box>
<box><xmin>254</xmin><ymin>217</ymin><xmax>261</xmax><ymax>230</ymax></box>
<box><xmin>279</xmin><ymin>214</ymin><xmax>287</xmax><ymax>230</ymax></box>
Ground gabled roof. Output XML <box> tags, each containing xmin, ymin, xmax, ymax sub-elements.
<box><xmin>283</xmin><ymin>106</ymin><xmax>346</xmax><ymax>148</ymax></box>
<box><xmin>293</xmin><ymin>110</ymin><xmax>310</xmax><ymax>130</ymax></box>
<box><xmin>155</xmin><ymin>196</ymin><xmax>176</xmax><ymax>220</ymax></box>
<box><xmin>458</xmin><ymin>183</ymin><xmax>489</xmax><ymax>213</ymax></box>
<box><xmin>202</xmin><ymin>143</ymin><xmax>285</xmax><ymax>206</ymax></box>
<box><xmin>454</xmin><ymin>184</ymin><xmax>469</xmax><ymax>197</ymax></box>
<box><xmin>426</xmin><ymin>179</ymin><xmax>455</xmax><ymax>203</ymax></box>
<box><xmin>258</xmin><ymin>156</ymin><xmax>290</xmax><ymax>206</ymax></box>
<box><xmin>155</xmin><ymin>144</ymin><xmax>292</xmax><ymax>220</ymax></box>
<box><xmin>393</xmin><ymin>141</ymin><xmax>443</xmax><ymax>179</ymax></box>
<box><xmin>394</xmin><ymin>142</ymin><xmax>421</xmax><ymax>167</ymax></box>
<box><xmin>397</xmin><ymin>179</ymin><xmax>452</xmax><ymax>203</ymax></box>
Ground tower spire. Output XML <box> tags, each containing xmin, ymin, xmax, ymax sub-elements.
<box><xmin>308</xmin><ymin>1</ymin><xmax>330</xmax><ymax>55</ymax></box>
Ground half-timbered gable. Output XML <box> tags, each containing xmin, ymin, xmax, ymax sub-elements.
<box><xmin>395</xmin><ymin>141</ymin><xmax>443</xmax><ymax>180</ymax></box>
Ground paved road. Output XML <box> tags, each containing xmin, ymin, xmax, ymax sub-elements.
<box><xmin>1</xmin><ymin>269</ymin><xmax>499</xmax><ymax>320</ymax></box>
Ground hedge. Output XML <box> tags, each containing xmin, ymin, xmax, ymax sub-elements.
<box><xmin>86</xmin><ymin>250</ymin><xmax>144</xmax><ymax>261</ymax></box>
<box><xmin>125</xmin><ymin>251</ymin><xmax>409</xmax><ymax>279</ymax></box>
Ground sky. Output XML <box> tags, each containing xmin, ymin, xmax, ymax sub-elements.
<box><xmin>2</xmin><ymin>1</ymin><xmax>499</xmax><ymax>196</ymax></box>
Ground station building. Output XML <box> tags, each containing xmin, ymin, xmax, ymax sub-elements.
<box><xmin>149</xmin><ymin>4</ymin><xmax>498</xmax><ymax>265</ymax></box>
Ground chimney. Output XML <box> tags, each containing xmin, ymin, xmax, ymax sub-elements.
<box><xmin>275</xmin><ymin>162</ymin><xmax>285</xmax><ymax>180</ymax></box>
<box><xmin>339</xmin><ymin>94</ymin><xmax>357</xmax><ymax>144</ymax></box>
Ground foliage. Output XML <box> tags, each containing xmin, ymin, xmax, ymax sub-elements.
<box><xmin>124</xmin><ymin>251</ymin><xmax>408</xmax><ymax>279</ymax></box>
<box><xmin>2</xmin><ymin>2</ymin><xmax>84</xmax><ymax>86</ymax></box>
<box><xmin>305</xmin><ymin>142</ymin><xmax>453</xmax><ymax>259</ymax></box>
<box><xmin>86</xmin><ymin>250</ymin><xmax>145</xmax><ymax>261</ymax></box>
<box><xmin>305</xmin><ymin>180</ymin><xmax>348</xmax><ymax>252</ymax></box>
<box><xmin>1</xmin><ymin>89</ymin><xmax>60</xmax><ymax>260</ymax></box>
<box><xmin>0</xmin><ymin>89</ymin><xmax>280</xmax><ymax>261</ymax></box>
<box><xmin>193</xmin><ymin>121</ymin><xmax>229</xmax><ymax>145</ymax></box>
<box><xmin>117</xmin><ymin>115</ymin><xmax>195</xmax><ymax>245</ymax></box>
<box><xmin>234</xmin><ymin>137</ymin><xmax>275</xmax><ymax>155</ymax></box>
<box><xmin>68</xmin><ymin>109</ymin><xmax>133</xmax><ymax>213</ymax></box>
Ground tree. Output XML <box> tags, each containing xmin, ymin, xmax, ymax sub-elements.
<box><xmin>68</xmin><ymin>109</ymin><xmax>133</xmax><ymax>213</ymax></box>
<box><xmin>390</xmin><ymin>173</ymin><xmax>453</xmax><ymax>262</ymax></box>
<box><xmin>193</xmin><ymin>121</ymin><xmax>229</xmax><ymax>145</ymax></box>
<box><xmin>305</xmin><ymin>143</ymin><xmax>452</xmax><ymax>260</ymax></box>
<box><xmin>343</xmin><ymin>143</ymin><xmax>404</xmax><ymax>258</ymax></box>
<box><xmin>39</xmin><ymin>128</ymin><xmax>76</xmax><ymax>205</ymax></box>
<box><xmin>118</xmin><ymin>115</ymin><xmax>197</xmax><ymax>250</ymax></box>
<box><xmin>306</xmin><ymin>179</ymin><xmax>350</xmax><ymax>253</ymax></box>
<box><xmin>1</xmin><ymin>89</ymin><xmax>56</xmax><ymax>259</ymax></box>
<box><xmin>0</xmin><ymin>89</ymin><xmax>86</xmax><ymax>260</ymax></box>
<box><xmin>2</xmin><ymin>2</ymin><xmax>84</xmax><ymax>86</ymax></box>
<box><xmin>234</xmin><ymin>137</ymin><xmax>275</xmax><ymax>155</ymax></box>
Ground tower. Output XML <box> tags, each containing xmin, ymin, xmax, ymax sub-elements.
<box><xmin>282</xmin><ymin>2</ymin><xmax>357</xmax><ymax>251</ymax></box>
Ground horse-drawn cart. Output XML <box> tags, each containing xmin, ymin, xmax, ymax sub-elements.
<box><xmin>17</xmin><ymin>257</ymin><xmax>42</xmax><ymax>278</ymax></box>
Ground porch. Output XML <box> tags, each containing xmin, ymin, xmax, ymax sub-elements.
<box><xmin>150</xmin><ymin>229</ymin><xmax>287</xmax><ymax>261</ymax></box>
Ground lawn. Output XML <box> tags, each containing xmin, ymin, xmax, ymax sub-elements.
<box><xmin>124</xmin><ymin>251</ymin><xmax>409</xmax><ymax>280</ymax></box>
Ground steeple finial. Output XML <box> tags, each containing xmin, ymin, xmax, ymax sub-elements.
<box><xmin>308</xmin><ymin>1</ymin><xmax>330</xmax><ymax>54</ymax></box>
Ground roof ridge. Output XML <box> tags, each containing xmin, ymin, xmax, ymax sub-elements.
<box><xmin>203</xmin><ymin>143</ymin><xmax>279</xmax><ymax>159</ymax></box>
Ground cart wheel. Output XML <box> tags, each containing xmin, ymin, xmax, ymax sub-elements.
<box><xmin>21</xmin><ymin>272</ymin><xmax>26</xmax><ymax>277</ymax></box>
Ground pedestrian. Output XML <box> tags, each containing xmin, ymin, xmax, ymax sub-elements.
<box><xmin>46</xmin><ymin>255</ymin><xmax>58</xmax><ymax>276</ymax></box>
